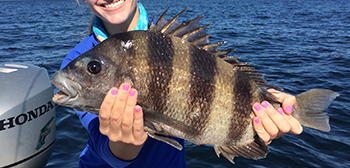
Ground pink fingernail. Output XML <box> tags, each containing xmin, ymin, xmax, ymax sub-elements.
<box><xmin>262</xmin><ymin>101</ymin><xmax>269</xmax><ymax>108</ymax></box>
<box><xmin>122</xmin><ymin>84</ymin><xmax>130</xmax><ymax>91</ymax></box>
<box><xmin>135</xmin><ymin>107</ymin><xmax>141</xmax><ymax>112</ymax></box>
<box><xmin>278</xmin><ymin>108</ymin><xmax>284</xmax><ymax>114</ymax></box>
<box><xmin>111</xmin><ymin>89</ymin><xmax>118</xmax><ymax>95</ymax></box>
<box><xmin>255</xmin><ymin>118</ymin><xmax>260</xmax><ymax>124</ymax></box>
<box><xmin>254</xmin><ymin>104</ymin><xmax>261</xmax><ymax>111</ymax></box>
<box><xmin>287</xmin><ymin>105</ymin><xmax>292</xmax><ymax>113</ymax></box>
<box><xmin>129</xmin><ymin>90</ymin><xmax>136</xmax><ymax>96</ymax></box>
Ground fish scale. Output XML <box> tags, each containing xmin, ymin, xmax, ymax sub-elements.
<box><xmin>51</xmin><ymin>7</ymin><xmax>339</xmax><ymax>164</ymax></box>
<box><xmin>118</xmin><ymin>30</ymin><xmax>266</xmax><ymax>152</ymax></box>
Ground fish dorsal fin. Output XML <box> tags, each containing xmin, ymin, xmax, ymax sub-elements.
<box><xmin>237</xmin><ymin>64</ymin><xmax>282</xmax><ymax>90</ymax></box>
<box><xmin>192</xmin><ymin>34</ymin><xmax>212</xmax><ymax>46</ymax></box>
<box><xmin>160</xmin><ymin>7</ymin><xmax>189</xmax><ymax>34</ymax></box>
<box><xmin>148</xmin><ymin>15</ymin><xmax>156</xmax><ymax>30</ymax></box>
<box><xmin>170</xmin><ymin>15</ymin><xmax>203</xmax><ymax>37</ymax></box>
<box><xmin>213</xmin><ymin>49</ymin><xmax>236</xmax><ymax>58</ymax></box>
<box><xmin>152</xmin><ymin>7</ymin><xmax>281</xmax><ymax>90</ymax></box>
<box><xmin>202</xmin><ymin>41</ymin><xmax>226</xmax><ymax>52</ymax></box>
<box><xmin>150</xmin><ymin>7</ymin><xmax>221</xmax><ymax>55</ymax></box>
<box><xmin>151</xmin><ymin>7</ymin><xmax>240</xmax><ymax>58</ymax></box>
<box><xmin>152</xmin><ymin>7</ymin><xmax>170</xmax><ymax>32</ymax></box>
<box><xmin>181</xmin><ymin>23</ymin><xmax>211</xmax><ymax>42</ymax></box>
<box><xmin>222</xmin><ymin>56</ymin><xmax>282</xmax><ymax>90</ymax></box>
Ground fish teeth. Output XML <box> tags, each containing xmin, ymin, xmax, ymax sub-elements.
<box><xmin>104</xmin><ymin>0</ymin><xmax>126</xmax><ymax>8</ymax></box>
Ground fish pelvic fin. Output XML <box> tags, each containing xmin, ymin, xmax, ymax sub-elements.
<box><xmin>214</xmin><ymin>135</ymin><xmax>269</xmax><ymax>164</ymax></box>
<box><xmin>144</xmin><ymin>126</ymin><xmax>183</xmax><ymax>150</ymax></box>
<box><xmin>293</xmin><ymin>89</ymin><xmax>339</xmax><ymax>132</ymax></box>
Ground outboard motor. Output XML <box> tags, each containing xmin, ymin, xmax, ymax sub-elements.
<box><xmin>0</xmin><ymin>64</ymin><xmax>55</xmax><ymax>168</ymax></box>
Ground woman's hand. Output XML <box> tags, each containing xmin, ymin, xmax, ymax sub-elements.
<box><xmin>252</xmin><ymin>89</ymin><xmax>303</xmax><ymax>144</ymax></box>
<box><xmin>99</xmin><ymin>83</ymin><xmax>148</xmax><ymax>161</ymax></box>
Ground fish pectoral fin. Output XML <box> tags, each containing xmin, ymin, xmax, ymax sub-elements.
<box><xmin>142</xmin><ymin>109</ymin><xmax>201</xmax><ymax>150</ymax></box>
<box><xmin>144</xmin><ymin>126</ymin><xmax>183</xmax><ymax>150</ymax></box>
<box><xmin>143</xmin><ymin>109</ymin><xmax>202</xmax><ymax>137</ymax></box>
<box><xmin>213</xmin><ymin>135</ymin><xmax>269</xmax><ymax>164</ymax></box>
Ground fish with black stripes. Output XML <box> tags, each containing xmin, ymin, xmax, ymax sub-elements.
<box><xmin>51</xmin><ymin>7</ymin><xmax>339</xmax><ymax>164</ymax></box>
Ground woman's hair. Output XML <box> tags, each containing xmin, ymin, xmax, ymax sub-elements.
<box><xmin>89</xmin><ymin>16</ymin><xmax>95</xmax><ymax>34</ymax></box>
<box><xmin>75</xmin><ymin>0</ymin><xmax>82</xmax><ymax>5</ymax></box>
<box><xmin>75</xmin><ymin>0</ymin><xmax>95</xmax><ymax>34</ymax></box>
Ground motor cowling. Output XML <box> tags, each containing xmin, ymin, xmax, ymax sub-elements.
<box><xmin>0</xmin><ymin>64</ymin><xmax>55</xmax><ymax>168</ymax></box>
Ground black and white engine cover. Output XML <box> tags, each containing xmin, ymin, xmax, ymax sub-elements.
<box><xmin>0</xmin><ymin>64</ymin><xmax>55</xmax><ymax>168</ymax></box>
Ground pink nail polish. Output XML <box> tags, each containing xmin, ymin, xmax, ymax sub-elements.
<box><xmin>129</xmin><ymin>90</ymin><xmax>136</xmax><ymax>96</ymax></box>
<box><xmin>135</xmin><ymin>107</ymin><xmax>141</xmax><ymax>112</ymax></box>
<box><xmin>254</xmin><ymin>104</ymin><xmax>261</xmax><ymax>111</ymax></box>
<box><xmin>262</xmin><ymin>101</ymin><xmax>269</xmax><ymax>108</ymax></box>
<box><xmin>278</xmin><ymin>108</ymin><xmax>284</xmax><ymax>114</ymax></box>
<box><xmin>111</xmin><ymin>89</ymin><xmax>118</xmax><ymax>95</ymax></box>
<box><xmin>122</xmin><ymin>84</ymin><xmax>130</xmax><ymax>91</ymax></box>
<box><xmin>287</xmin><ymin>105</ymin><xmax>293</xmax><ymax>113</ymax></box>
<box><xmin>255</xmin><ymin>118</ymin><xmax>260</xmax><ymax>124</ymax></box>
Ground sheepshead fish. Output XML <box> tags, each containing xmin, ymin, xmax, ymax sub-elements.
<box><xmin>51</xmin><ymin>7</ymin><xmax>339</xmax><ymax>164</ymax></box>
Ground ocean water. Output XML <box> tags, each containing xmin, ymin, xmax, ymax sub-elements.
<box><xmin>1</xmin><ymin>0</ymin><xmax>349</xmax><ymax>167</ymax></box>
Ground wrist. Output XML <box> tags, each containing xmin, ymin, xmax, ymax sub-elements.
<box><xmin>108</xmin><ymin>140</ymin><xmax>144</xmax><ymax>161</ymax></box>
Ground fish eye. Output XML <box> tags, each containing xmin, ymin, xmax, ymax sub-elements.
<box><xmin>87</xmin><ymin>61</ymin><xmax>102</xmax><ymax>74</ymax></box>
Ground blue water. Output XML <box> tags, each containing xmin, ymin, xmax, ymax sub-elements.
<box><xmin>1</xmin><ymin>0</ymin><xmax>349</xmax><ymax>167</ymax></box>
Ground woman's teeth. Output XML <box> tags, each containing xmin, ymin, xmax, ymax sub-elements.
<box><xmin>104</xmin><ymin>0</ymin><xmax>126</xmax><ymax>8</ymax></box>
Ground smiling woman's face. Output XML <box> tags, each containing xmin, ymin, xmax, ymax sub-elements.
<box><xmin>85</xmin><ymin>0</ymin><xmax>138</xmax><ymax>24</ymax></box>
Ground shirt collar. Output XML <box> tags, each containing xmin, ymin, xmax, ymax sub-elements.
<box><xmin>92</xmin><ymin>2</ymin><xmax>149</xmax><ymax>43</ymax></box>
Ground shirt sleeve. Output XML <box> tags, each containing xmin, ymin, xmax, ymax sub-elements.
<box><xmin>86</xmin><ymin>117</ymin><xmax>186</xmax><ymax>168</ymax></box>
<box><xmin>87</xmin><ymin>115</ymin><xmax>135</xmax><ymax>167</ymax></box>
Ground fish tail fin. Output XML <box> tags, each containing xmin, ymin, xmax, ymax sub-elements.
<box><xmin>293</xmin><ymin>89</ymin><xmax>339</xmax><ymax>132</ymax></box>
<box><xmin>214</xmin><ymin>135</ymin><xmax>269</xmax><ymax>164</ymax></box>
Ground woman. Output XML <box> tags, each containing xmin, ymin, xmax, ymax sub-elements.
<box><xmin>61</xmin><ymin>0</ymin><xmax>303</xmax><ymax>167</ymax></box>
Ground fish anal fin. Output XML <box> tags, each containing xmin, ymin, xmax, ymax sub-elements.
<box><xmin>213</xmin><ymin>135</ymin><xmax>269</xmax><ymax>164</ymax></box>
<box><xmin>214</xmin><ymin>146</ymin><xmax>236</xmax><ymax>164</ymax></box>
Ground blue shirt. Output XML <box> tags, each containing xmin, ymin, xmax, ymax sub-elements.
<box><xmin>60</xmin><ymin>3</ymin><xmax>186</xmax><ymax>168</ymax></box>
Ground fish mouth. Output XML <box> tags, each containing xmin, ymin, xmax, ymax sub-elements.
<box><xmin>52</xmin><ymin>91</ymin><xmax>71</xmax><ymax>104</ymax></box>
<box><xmin>100</xmin><ymin>0</ymin><xmax>126</xmax><ymax>8</ymax></box>
<box><xmin>51</xmin><ymin>71</ymin><xmax>82</xmax><ymax>105</ymax></box>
